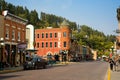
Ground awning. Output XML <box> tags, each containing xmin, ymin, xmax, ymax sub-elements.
<box><xmin>18</xmin><ymin>43</ymin><xmax>27</xmax><ymax>49</ymax></box>
<box><xmin>26</xmin><ymin>49</ymin><xmax>38</xmax><ymax>52</ymax></box>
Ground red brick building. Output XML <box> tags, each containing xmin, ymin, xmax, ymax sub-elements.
<box><xmin>35</xmin><ymin>21</ymin><xmax>72</xmax><ymax>58</ymax></box>
<box><xmin>0</xmin><ymin>11</ymin><xmax>28</xmax><ymax>67</ymax></box>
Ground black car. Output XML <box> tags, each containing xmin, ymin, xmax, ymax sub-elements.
<box><xmin>23</xmin><ymin>57</ymin><xmax>48</xmax><ymax>70</ymax></box>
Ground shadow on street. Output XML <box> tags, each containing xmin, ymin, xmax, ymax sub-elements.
<box><xmin>0</xmin><ymin>75</ymin><xmax>22</xmax><ymax>80</ymax></box>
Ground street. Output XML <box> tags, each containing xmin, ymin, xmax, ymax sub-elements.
<box><xmin>0</xmin><ymin>61</ymin><xmax>109</xmax><ymax>80</ymax></box>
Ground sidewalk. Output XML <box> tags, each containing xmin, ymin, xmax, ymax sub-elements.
<box><xmin>0</xmin><ymin>62</ymin><xmax>71</xmax><ymax>74</ymax></box>
<box><xmin>0</xmin><ymin>66</ymin><xmax>23</xmax><ymax>74</ymax></box>
<box><xmin>111</xmin><ymin>65</ymin><xmax>120</xmax><ymax>80</ymax></box>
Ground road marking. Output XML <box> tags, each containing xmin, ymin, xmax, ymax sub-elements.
<box><xmin>108</xmin><ymin>68</ymin><xmax>111</xmax><ymax>80</ymax></box>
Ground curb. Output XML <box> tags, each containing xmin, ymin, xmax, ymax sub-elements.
<box><xmin>0</xmin><ymin>67</ymin><xmax>23</xmax><ymax>74</ymax></box>
<box><xmin>0</xmin><ymin>62</ymin><xmax>70</xmax><ymax>74</ymax></box>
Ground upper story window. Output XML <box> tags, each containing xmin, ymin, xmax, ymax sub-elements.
<box><xmin>42</xmin><ymin>42</ymin><xmax>44</xmax><ymax>48</ymax></box>
<box><xmin>42</xmin><ymin>33</ymin><xmax>44</xmax><ymax>38</ymax></box>
<box><xmin>18</xmin><ymin>31</ymin><xmax>20</xmax><ymax>41</ymax></box>
<box><xmin>50</xmin><ymin>42</ymin><xmax>52</xmax><ymax>48</ymax></box>
<box><xmin>69</xmin><ymin>33</ymin><xmax>72</xmax><ymax>38</ymax></box>
<box><xmin>63</xmin><ymin>32</ymin><xmax>67</xmax><ymax>37</ymax></box>
<box><xmin>37</xmin><ymin>42</ymin><xmax>39</xmax><ymax>48</ymax></box>
<box><xmin>46</xmin><ymin>33</ymin><xmax>48</xmax><ymax>38</ymax></box>
<box><xmin>54</xmin><ymin>42</ymin><xmax>57</xmax><ymax>47</ymax></box>
<box><xmin>37</xmin><ymin>34</ymin><xmax>39</xmax><ymax>38</ymax></box>
<box><xmin>63</xmin><ymin>41</ymin><xmax>67</xmax><ymax>47</ymax></box>
<box><xmin>12</xmin><ymin>30</ymin><xmax>15</xmax><ymax>40</ymax></box>
<box><xmin>22</xmin><ymin>31</ymin><xmax>25</xmax><ymax>42</ymax></box>
<box><xmin>5</xmin><ymin>28</ymin><xmax>9</xmax><ymax>39</ymax></box>
<box><xmin>50</xmin><ymin>33</ymin><xmax>52</xmax><ymax>38</ymax></box>
<box><xmin>34</xmin><ymin>34</ymin><xmax>36</xmax><ymax>39</ymax></box>
<box><xmin>54</xmin><ymin>33</ymin><xmax>57</xmax><ymax>38</ymax></box>
<box><xmin>46</xmin><ymin>42</ymin><xmax>48</xmax><ymax>47</ymax></box>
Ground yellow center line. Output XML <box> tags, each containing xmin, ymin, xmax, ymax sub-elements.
<box><xmin>108</xmin><ymin>67</ymin><xmax>111</xmax><ymax>80</ymax></box>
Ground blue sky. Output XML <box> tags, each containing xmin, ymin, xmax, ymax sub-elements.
<box><xmin>5</xmin><ymin>0</ymin><xmax>120</xmax><ymax>35</ymax></box>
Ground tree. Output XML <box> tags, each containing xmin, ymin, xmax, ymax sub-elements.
<box><xmin>73</xmin><ymin>25</ymin><xmax>115</xmax><ymax>51</ymax></box>
<box><xmin>29</xmin><ymin>10</ymin><xmax>39</xmax><ymax>27</ymax></box>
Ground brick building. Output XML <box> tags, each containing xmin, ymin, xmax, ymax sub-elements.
<box><xmin>69</xmin><ymin>39</ymin><xmax>93</xmax><ymax>61</ymax></box>
<box><xmin>0</xmin><ymin>11</ymin><xmax>28</xmax><ymax>67</ymax></box>
<box><xmin>35</xmin><ymin>20</ymin><xmax>72</xmax><ymax>59</ymax></box>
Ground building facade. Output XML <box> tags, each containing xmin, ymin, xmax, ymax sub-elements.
<box><xmin>35</xmin><ymin>21</ymin><xmax>71</xmax><ymax>59</ymax></box>
<box><xmin>69</xmin><ymin>40</ymin><xmax>93</xmax><ymax>61</ymax></box>
<box><xmin>0</xmin><ymin>11</ymin><xmax>28</xmax><ymax>67</ymax></box>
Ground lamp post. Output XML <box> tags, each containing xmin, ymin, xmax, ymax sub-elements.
<box><xmin>111</xmin><ymin>46</ymin><xmax>114</xmax><ymax>55</ymax></box>
<box><xmin>0</xmin><ymin>38</ymin><xmax>4</xmax><ymax>70</ymax></box>
<box><xmin>84</xmin><ymin>35</ymin><xmax>91</xmax><ymax>48</ymax></box>
<box><xmin>47</xmin><ymin>53</ymin><xmax>52</xmax><ymax>65</ymax></box>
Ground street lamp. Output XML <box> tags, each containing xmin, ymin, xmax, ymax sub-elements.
<box><xmin>83</xmin><ymin>35</ymin><xmax>90</xmax><ymax>48</ymax></box>
<box><xmin>111</xmin><ymin>46</ymin><xmax>114</xmax><ymax>55</ymax></box>
<box><xmin>47</xmin><ymin>53</ymin><xmax>52</xmax><ymax>65</ymax></box>
<box><xmin>0</xmin><ymin>38</ymin><xmax>4</xmax><ymax>70</ymax></box>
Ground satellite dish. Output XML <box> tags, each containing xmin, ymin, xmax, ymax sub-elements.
<box><xmin>2</xmin><ymin>10</ymin><xmax>8</xmax><ymax>16</ymax></box>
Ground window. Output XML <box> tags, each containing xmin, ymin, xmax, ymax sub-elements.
<box><xmin>37</xmin><ymin>34</ymin><xmax>39</xmax><ymax>38</ymax></box>
<box><xmin>5</xmin><ymin>28</ymin><xmax>9</xmax><ymax>39</ymax></box>
<box><xmin>34</xmin><ymin>34</ymin><xmax>36</xmax><ymax>39</ymax></box>
<box><xmin>63</xmin><ymin>32</ymin><xmax>67</xmax><ymax>37</ymax></box>
<box><xmin>18</xmin><ymin>31</ymin><xmax>20</xmax><ymax>41</ymax></box>
<box><xmin>12</xmin><ymin>30</ymin><xmax>15</xmax><ymax>40</ymax></box>
<box><xmin>46</xmin><ymin>42</ymin><xmax>48</xmax><ymax>47</ymax></box>
<box><xmin>63</xmin><ymin>41</ymin><xmax>67</xmax><ymax>47</ymax></box>
<box><xmin>42</xmin><ymin>42</ymin><xmax>44</xmax><ymax>48</ymax></box>
<box><xmin>54</xmin><ymin>42</ymin><xmax>57</xmax><ymax>47</ymax></box>
<box><xmin>50</xmin><ymin>33</ymin><xmax>52</xmax><ymax>38</ymax></box>
<box><xmin>46</xmin><ymin>33</ymin><xmax>48</xmax><ymax>38</ymax></box>
<box><xmin>50</xmin><ymin>42</ymin><xmax>52</xmax><ymax>48</ymax></box>
<box><xmin>37</xmin><ymin>43</ymin><xmax>39</xmax><ymax>48</ymax></box>
<box><xmin>69</xmin><ymin>33</ymin><xmax>72</xmax><ymax>38</ymax></box>
<box><xmin>22</xmin><ymin>31</ymin><xmax>25</xmax><ymax>42</ymax></box>
<box><xmin>42</xmin><ymin>33</ymin><xmax>44</xmax><ymax>38</ymax></box>
<box><xmin>55</xmin><ymin>33</ymin><xmax>57</xmax><ymax>38</ymax></box>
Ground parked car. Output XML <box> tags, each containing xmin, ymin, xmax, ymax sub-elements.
<box><xmin>23</xmin><ymin>56</ymin><xmax>48</xmax><ymax>70</ymax></box>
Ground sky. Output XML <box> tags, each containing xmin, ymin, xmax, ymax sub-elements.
<box><xmin>5</xmin><ymin>0</ymin><xmax>120</xmax><ymax>35</ymax></box>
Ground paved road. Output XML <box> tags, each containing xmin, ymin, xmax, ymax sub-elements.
<box><xmin>0</xmin><ymin>61</ymin><xmax>109</xmax><ymax>80</ymax></box>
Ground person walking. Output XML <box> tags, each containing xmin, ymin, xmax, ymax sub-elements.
<box><xmin>109</xmin><ymin>58</ymin><xmax>115</xmax><ymax>71</ymax></box>
<box><xmin>114</xmin><ymin>55</ymin><xmax>119</xmax><ymax>71</ymax></box>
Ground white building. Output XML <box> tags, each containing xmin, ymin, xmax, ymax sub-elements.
<box><xmin>26</xmin><ymin>24</ymin><xmax>35</xmax><ymax>50</ymax></box>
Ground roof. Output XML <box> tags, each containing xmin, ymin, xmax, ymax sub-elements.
<box><xmin>61</xmin><ymin>20</ymin><xmax>69</xmax><ymax>26</ymax></box>
<box><xmin>2</xmin><ymin>10</ymin><xmax>28</xmax><ymax>25</ymax></box>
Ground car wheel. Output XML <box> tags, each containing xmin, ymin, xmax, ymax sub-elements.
<box><xmin>43</xmin><ymin>65</ymin><xmax>47</xmax><ymax>69</ymax></box>
<box><xmin>23</xmin><ymin>66</ymin><xmax>27</xmax><ymax>70</ymax></box>
<box><xmin>34</xmin><ymin>65</ymin><xmax>38</xmax><ymax>69</ymax></box>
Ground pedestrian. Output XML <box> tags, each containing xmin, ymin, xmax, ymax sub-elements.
<box><xmin>114</xmin><ymin>55</ymin><xmax>119</xmax><ymax>71</ymax></box>
<box><xmin>109</xmin><ymin>58</ymin><xmax>115</xmax><ymax>71</ymax></box>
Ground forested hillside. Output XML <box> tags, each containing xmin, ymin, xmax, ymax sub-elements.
<box><xmin>73</xmin><ymin>25</ymin><xmax>116</xmax><ymax>51</ymax></box>
<box><xmin>0</xmin><ymin>0</ymin><xmax>77</xmax><ymax>29</ymax></box>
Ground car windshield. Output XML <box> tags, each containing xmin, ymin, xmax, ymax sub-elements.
<box><xmin>32</xmin><ymin>57</ymin><xmax>41</xmax><ymax>61</ymax></box>
<box><xmin>32</xmin><ymin>58</ymin><xmax>38</xmax><ymax>61</ymax></box>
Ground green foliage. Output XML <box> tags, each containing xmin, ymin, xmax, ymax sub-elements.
<box><xmin>40</xmin><ymin>12</ymin><xmax>77</xmax><ymax>29</ymax></box>
<box><xmin>74</xmin><ymin>25</ymin><xmax>115</xmax><ymax>51</ymax></box>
